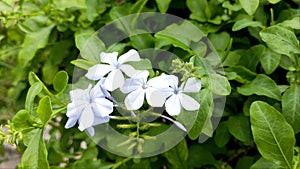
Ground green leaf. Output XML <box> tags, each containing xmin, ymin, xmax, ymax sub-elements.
<box><xmin>260</xmin><ymin>26</ymin><xmax>300</xmax><ymax>60</ymax></box>
<box><xmin>37</xmin><ymin>96</ymin><xmax>53</xmax><ymax>124</ymax></box>
<box><xmin>130</xmin><ymin>33</ymin><xmax>154</xmax><ymax>50</ymax></box>
<box><xmin>279</xmin><ymin>17</ymin><xmax>300</xmax><ymax>30</ymax></box>
<box><xmin>22</xmin><ymin>129</ymin><xmax>49</xmax><ymax>169</ymax></box>
<box><xmin>53</xmin><ymin>71</ymin><xmax>69</xmax><ymax>93</ymax></box>
<box><xmin>259</xmin><ymin>48</ymin><xmax>281</xmax><ymax>74</ymax></box>
<box><xmin>18</xmin><ymin>25</ymin><xmax>55</xmax><ymax>68</ymax></box>
<box><xmin>188</xmin><ymin>89</ymin><xmax>213</xmax><ymax>140</ymax></box>
<box><xmin>71</xmin><ymin>59</ymin><xmax>95</xmax><ymax>70</ymax></box>
<box><xmin>225</xmin><ymin>66</ymin><xmax>257</xmax><ymax>83</ymax></box>
<box><xmin>130</xmin><ymin>0</ymin><xmax>148</xmax><ymax>14</ymax></box>
<box><xmin>126</xmin><ymin>59</ymin><xmax>152</xmax><ymax>70</ymax></box>
<box><xmin>214</xmin><ymin>122</ymin><xmax>231</xmax><ymax>147</ymax></box>
<box><xmin>208</xmin><ymin>32</ymin><xmax>230</xmax><ymax>51</ymax></box>
<box><xmin>227</xmin><ymin>115</ymin><xmax>252</xmax><ymax>145</ymax></box>
<box><xmin>282</xmin><ymin>84</ymin><xmax>300</xmax><ymax>133</ymax></box>
<box><xmin>25</xmin><ymin>82</ymin><xmax>42</xmax><ymax>113</ymax></box>
<box><xmin>232</xmin><ymin>18</ymin><xmax>263</xmax><ymax>31</ymax></box>
<box><xmin>155</xmin><ymin>0</ymin><xmax>172</xmax><ymax>13</ymax></box>
<box><xmin>267</xmin><ymin>0</ymin><xmax>281</xmax><ymax>4</ymax></box>
<box><xmin>12</xmin><ymin>110</ymin><xmax>36</xmax><ymax>132</ymax></box>
<box><xmin>165</xmin><ymin>139</ymin><xmax>188</xmax><ymax>169</ymax></box>
<box><xmin>209</xmin><ymin>73</ymin><xmax>231</xmax><ymax>96</ymax></box>
<box><xmin>239</xmin><ymin>0</ymin><xmax>259</xmax><ymax>15</ymax></box>
<box><xmin>53</xmin><ymin>0</ymin><xmax>86</xmax><ymax>9</ymax></box>
<box><xmin>187</xmin><ymin>0</ymin><xmax>208</xmax><ymax>22</ymax></box>
<box><xmin>250</xmin><ymin>101</ymin><xmax>295</xmax><ymax>169</ymax></box>
<box><xmin>187</xmin><ymin>144</ymin><xmax>216</xmax><ymax>168</ymax></box>
<box><xmin>237</xmin><ymin>74</ymin><xmax>281</xmax><ymax>101</ymax></box>
<box><xmin>250</xmin><ymin>158</ymin><xmax>280</xmax><ymax>169</ymax></box>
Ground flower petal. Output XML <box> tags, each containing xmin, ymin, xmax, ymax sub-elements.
<box><xmin>86</xmin><ymin>127</ymin><xmax>95</xmax><ymax>136</ymax></box>
<box><xmin>92</xmin><ymin>98</ymin><xmax>114</xmax><ymax>117</ymax></box>
<box><xmin>118</xmin><ymin>49</ymin><xmax>140</xmax><ymax>64</ymax></box>
<box><xmin>93</xmin><ymin>115</ymin><xmax>109</xmax><ymax>125</ymax></box>
<box><xmin>78</xmin><ymin>106</ymin><xmax>94</xmax><ymax>131</ymax></box>
<box><xmin>104</xmin><ymin>69</ymin><xmax>124</xmax><ymax>91</ymax></box>
<box><xmin>124</xmin><ymin>88</ymin><xmax>145</xmax><ymax>110</ymax></box>
<box><xmin>120</xmin><ymin>64</ymin><xmax>141</xmax><ymax>77</ymax></box>
<box><xmin>65</xmin><ymin>116</ymin><xmax>78</xmax><ymax>129</ymax></box>
<box><xmin>66</xmin><ymin>102</ymin><xmax>86</xmax><ymax>117</ymax></box>
<box><xmin>100</xmin><ymin>52</ymin><xmax>118</xmax><ymax>65</ymax></box>
<box><xmin>85</xmin><ymin>64</ymin><xmax>112</xmax><ymax>80</ymax></box>
<box><xmin>181</xmin><ymin>78</ymin><xmax>201</xmax><ymax>93</ymax></box>
<box><xmin>145</xmin><ymin>88</ymin><xmax>166</xmax><ymax>107</ymax></box>
<box><xmin>165</xmin><ymin>94</ymin><xmax>181</xmax><ymax>116</ymax></box>
<box><xmin>180</xmin><ymin>93</ymin><xmax>200</xmax><ymax>111</ymax></box>
<box><xmin>120</xmin><ymin>78</ymin><xmax>143</xmax><ymax>93</ymax></box>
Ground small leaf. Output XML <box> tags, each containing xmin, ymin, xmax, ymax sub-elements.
<box><xmin>126</xmin><ymin>58</ymin><xmax>152</xmax><ymax>70</ymax></box>
<box><xmin>130</xmin><ymin>0</ymin><xmax>148</xmax><ymax>14</ymax></box>
<box><xmin>187</xmin><ymin>0</ymin><xmax>208</xmax><ymax>22</ymax></box>
<box><xmin>71</xmin><ymin>59</ymin><xmax>95</xmax><ymax>70</ymax></box>
<box><xmin>53</xmin><ymin>71</ymin><xmax>69</xmax><ymax>93</ymax></box>
<box><xmin>239</xmin><ymin>0</ymin><xmax>259</xmax><ymax>15</ymax></box>
<box><xmin>165</xmin><ymin>139</ymin><xmax>188</xmax><ymax>169</ymax></box>
<box><xmin>282</xmin><ymin>84</ymin><xmax>300</xmax><ymax>133</ymax></box>
<box><xmin>227</xmin><ymin>115</ymin><xmax>252</xmax><ymax>145</ymax></box>
<box><xmin>250</xmin><ymin>158</ymin><xmax>280</xmax><ymax>169</ymax></box>
<box><xmin>53</xmin><ymin>0</ymin><xmax>86</xmax><ymax>9</ymax></box>
<box><xmin>12</xmin><ymin>110</ymin><xmax>36</xmax><ymax>132</ymax></box>
<box><xmin>155</xmin><ymin>0</ymin><xmax>172</xmax><ymax>13</ymax></box>
<box><xmin>267</xmin><ymin>0</ymin><xmax>281</xmax><ymax>4</ymax></box>
<box><xmin>260</xmin><ymin>26</ymin><xmax>300</xmax><ymax>60</ymax></box>
<box><xmin>237</xmin><ymin>74</ymin><xmax>281</xmax><ymax>101</ymax></box>
<box><xmin>232</xmin><ymin>18</ymin><xmax>263</xmax><ymax>31</ymax></box>
<box><xmin>214</xmin><ymin>122</ymin><xmax>231</xmax><ymax>147</ymax></box>
<box><xmin>250</xmin><ymin>101</ymin><xmax>295</xmax><ymax>168</ymax></box>
<box><xmin>22</xmin><ymin>129</ymin><xmax>50</xmax><ymax>169</ymax></box>
<box><xmin>25</xmin><ymin>82</ymin><xmax>42</xmax><ymax>113</ymax></box>
<box><xmin>279</xmin><ymin>17</ymin><xmax>300</xmax><ymax>30</ymax></box>
<box><xmin>209</xmin><ymin>73</ymin><xmax>231</xmax><ymax>96</ymax></box>
<box><xmin>37</xmin><ymin>96</ymin><xmax>53</xmax><ymax>124</ymax></box>
<box><xmin>259</xmin><ymin>48</ymin><xmax>281</xmax><ymax>74</ymax></box>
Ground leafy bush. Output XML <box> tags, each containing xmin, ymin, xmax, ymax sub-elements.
<box><xmin>0</xmin><ymin>0</ymin><xmax>300</xmax><ymax>169</ymax></box>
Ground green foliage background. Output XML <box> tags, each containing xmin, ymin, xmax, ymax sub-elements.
<box><xmin>0</xmin><ymin>0</ymin><xmax>300</xmax><ymax>168</ymax></box>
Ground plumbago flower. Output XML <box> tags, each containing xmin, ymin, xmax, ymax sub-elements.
<box><xmin>65</xmin><ymin>79</ymin><xmax>114</xmax><ymax>136</ymax></box>
<box><xmin>159</xmin><ymin>74</ymin><xmax>201</xmax><ymax>116</ymax></box>
<box><xmin>85</xmin><ymin>49</ymin><xmax>141</xmax><ymax>91</ymax></box>
<box><xmin>120</xmin><ymin>71</ymin><xmax>170</xmax><ymax>110</ymax></box>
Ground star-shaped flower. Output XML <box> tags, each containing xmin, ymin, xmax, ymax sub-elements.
<box><xmin>65</xmin><ymin>79</ymin><xmax>114</xmax><ymax>136</ymax></box>
<box><xmin>85</xmin><ymin>49</ymin><xmax>141</xmax><ymax>91</ymax></box>
<box><xmin>120</xmin><ymin>71</ymin><xmax>169</xmax><ymax>110</ymax></box>
<box><xmin>160</xmin><ymin>74</ymin><xmax>201</xmax><ymax>116</ymax></box>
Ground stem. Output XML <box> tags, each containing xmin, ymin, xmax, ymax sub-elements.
<box><xmin>112</xmin><ymin>157</ymin><xmax>131</xmax><ymax>169</ymax></box>
<box><xmin>270</xmin><ymin>8</ymin><xmax>275</xmax><ymax>26</ymax></box>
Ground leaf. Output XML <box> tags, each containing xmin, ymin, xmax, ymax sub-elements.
<box><xmin>187</xmin><ymin>144</ymin><xmax>216</xmax><ymax>168</ymax></box>
<box><xmin>260</xmin><ymin>26</ymin><xmax>300</xmax><ymax>60</ymax></box>
<box><xmin>250</xmin><ymin>158</ymin><xmax>280</xmax><ymax>169</ymax></box>
<box><xmin>12</xmin><ymin>110</ymin><xmax>36</xmax><ymax>132</ymax></box>
<box><xmin>130</xmin><ymin>33</ymin><xmax>154</xmax><ymax>50</ymax></box>
<box><xmin>25</xmin><ymin>82</ymin><xmax>43</xmax><ymax>113</ymax></box>
<box><xmin>225</xmin><ymin>66</ymin><xmax>257</xmax><ymax>83</ymax></box>
<box><xmin>232</xmin><ymin>18</ymin><xmax>263</xmax><ymax>31</ymax></box>
<box><xmin>126</xmin><ymin>59</ymin><xmax>152</xmax><ymax>70</ymax></box>
<box><xmin>53</xmin><ymin>71</ymin><xmax>69</xmax><ymax>93</ymax></box>
<box><xmin>209</xmin><ymin>73</ymin><xmax>231</xmax><ymax>96</ymax></box>
<box><xmin>208</xmin><ymin>32</ymin><xmax>230</xmax><ymax>51</ymax></box>
<box><xmin>37</xmin><ymin>96</ymin><xmax>53</xmax><ymax>125</ymax></box>
<box><xmin>239</xmin><ymin>0</ymin><xmax>259</xmax><ymax>15</ymax></box>
<box><xmin>250</xmin><ymin>101</ymin><xmax>295</xmax><ymax>169</ymax></box>
<box><xmin>71</xmin><ymin>59</ymin><xmax>95</xmax><ymax>70</ymax></box>
<box><xmin>53</xmin><ymin>0</ymin><xmax>86</xmax><ymax>9</ymax></box>
<box><xmin>214</xmin><ymin>122</ymin><xmax>231</xmax><ymax>147</ymax></box>
<box><xmin>130</xmin><ymin>0</ymin><xmax>148</xmax><ymax>14</ymax></box>
<box><xmin>155</xmin><ymin>0</ymin><xmax>172</xmax><ymax>13</ymax></box>
<box><xmin>18</xmin><ymin>25</ymin><xmax>55</xmax><ymax>68</ymax></box>
<box><xmin>165</xmin><ymin>139</ymin><xmax>188</xmax><ymax>169</ymax></box>
<box><xmin>267</xmin><ymin>0</ymin><xmax>281</xmax><ymax>4</ymax></box>
<box><xmin>279</xmin><ymin>17</ymin><xmax>300</xmax><ymax>30</ymax></box>
<box><xmin>227</xmin><ymin>115</ymin><xmax>252</xmax><ymax>145</ymax></box>
<box><xmin>187</xmin><ymin>0</ymin><xmax>208</xmax><ymax>22</ymax></box>
<box><xmin>237</xmin><ymin>74</ymin><xmax>281</xmax><ymax>101</ymax></box>
<box><xmin>259</xmin><ymin>48</ymin><xmax>281</xmax><ymax>74</ymax></box>
<box><xmin>22</xmin><ymin>129</ymin><xmax>50</xmax><ymax>169</ymax></box>
<box><xmin>188</xmin><ymin>89</ymin><xmax>213</xmax><ymax>140</ymax></box>
<box><xmin>282</xmin><ymin>84</ymin><xmax>300</xmax><ymax>133</ymax></box>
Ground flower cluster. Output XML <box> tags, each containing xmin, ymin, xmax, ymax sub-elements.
<box><xmin>65</xmin><ymin>49</ymin><xmax>201</xmax><ymax>136</ymax></box>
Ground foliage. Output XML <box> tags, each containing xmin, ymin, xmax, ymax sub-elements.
<box><xmin>0</xmin><ymin>0</ymin><xmax>300</xmax><ymax>168</ymax></box>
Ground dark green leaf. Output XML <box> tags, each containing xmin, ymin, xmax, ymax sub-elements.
<box><xmin>250</xmin><ymin>101</ymin><xmax>295</xmax><ymax>168</ymax></box>
<box><xmin>187</xmin><ymin>0</ymin><xmax>208</xmax><ymax>22</ymax></box>
<box><xmin>53</xmin><ymin>71</ymin><xmax>69</xmax><ymax>93</ymax></box>
<box><xmin>227</xmin><ymin>115</ymin><xmax>252</xmax><ymax>145</ymax></box>
<box><xmin>232</xmin><ymin>18</ymin><xmax>263</xmax><ymax>31</ymax></box>
<box><xmin>250</xmin><ymin>158</ymin><xmax>279</xmax><ymax>169</ymax></box>
<box><xmin>155</xmin><ymin>0</ymin><xmax>172</xmax><ymax>13</ymax></box>
<box><xmin>165</xmin><ymin>139</ymin><xmax>188</xmax><ymax>169</ymax></box>
<box><xmin>130</xmin><ymin>0</ymin><xmax>148</xmax><ymax>14</ymax></box>
<box><xmin>37</xmin><ymin>96</ymin><xmax>53</xmax><ymax>124</ymax></box>
<box><xmin>214</xmin><ymin>122</ymin><xmax>231</xmax><ymax>147</ymax></box>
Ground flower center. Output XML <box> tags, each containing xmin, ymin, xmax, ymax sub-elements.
<box><xmin>114</xmin><ymin>62</ymin><xmax>121</xmax><ymax>69</ymax></box>
<box><xmin>174</xmin><ymin>88</ymin><xmax>180</xmax><ymax>94</ymax></box>
<box><xmin>142</xmin><ymin>83</ymin><xmax>148</xmax><ymax>89</ymax></box>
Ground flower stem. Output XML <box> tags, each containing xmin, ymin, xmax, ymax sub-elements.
<box><xmin>112</xmin><ymin>157</ymin><xmax>131</xmax><ymax>169</ymax></box>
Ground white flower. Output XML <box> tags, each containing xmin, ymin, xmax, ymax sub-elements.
<box><xmin>85</xmin><ymin>49</ymin><xmax>141</xmax><ymax>91</ymax></box>
<box><xmin>120</xmin><ymin>71</ymin><xmax>168</xmax><ymax>110</ymax></box>
<box><xmin>65</xmin><ymin>80</ymin><xmax>114</xmax><ymax>136</ymax></box>
<box><xmin>160</xmin><ymin>74</ymin><xmax>201</xmax><ymax>116</ymax></box>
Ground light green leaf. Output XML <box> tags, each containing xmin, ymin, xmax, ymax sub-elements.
<box><xmin>239</xmin><ymin>0</ymin><xmax>259</xmax><ymax>15</ymax></box>
<box><xmin>250</xmin><ymin>158</ymin><xmax>280</xmax><ymax>169</ymax></box>
<box><xmin>130</xmin><ymin>0</ymin><xmax>148</xmax><ymax>14</ymax></box>
<box><xmin>214</xmin><ymin>122</ymin><xmax>231</xmax><ymax>147</ymax></box>
<box><xmin>53</xmin><ymin>0</ymin><xmax>86</xmax><ymax>9</ymax></box>
<box><xmin>260</xmin><ymin>26</ymin><xmax>300</xmax><ymax>60</ymax></box>
<box><xmin>22</xmin><ymin>129</ymin><xmax>49</xmax><ymax>169</ymax></box>
<box><xmin>209</xmin><ymin>73</ymin><xmax>231</xmax><ymax>96</ymax></box>
<box><xmin>155</xmin><ymin>0</ymin><xmax>172</xmax><ymax>13</ymax></box>
<box><xmin>71</xmin><ymin>59</ymin><xmax>95</xmax><ymax>70</ymax></box>
<box><xmin>18</xmin><ymin>25</ymin><xmax>55</xmax><ymax>68</ymax></box>
<box><xmin>225</xmin><ymin>66</ymin><xmax>257</xmax><ymax>83</ymax></box>
<box><xmin>237</xmin><ymin>74</ymin><xmax>281</xmax><ymax>101</ymax></box>
<box><xmin>165</xmin><ymin>139</ymin><xmax>188</xmax><ymax>169</ymax></box>
<box><xmin>188</xmin><ymin>89</ymin><xmax>213</xmax><ymax>140</ymax></box>
<box><xmin>250</xmin><ymin>101</ymin><xmax>295</xmax><ymax>169</ymax></box>
<box><xmin>130</xmin><ymin>33</ymin><xmax>154</xmax><ymax>50</ymax></box>
<box><xmin>187</xmin><ymin>0</ymin><xmax>208</xmax><ymax>22</ymax></box>
<box><xmin>267</xmin><ymin>0</ymin><xmax>281</xmax><ymax>4</ymax></box>
<box><xmin>208</xmin><ymin>32</ymin><xmax>230</xmax><ymax>51</ymax></box>
<box><xmin>232</xmin><ymin>18</ymin><xmax>263</xmax><ymax>31</ymax></box>
<box><xmin>12</xmin><ymin>110</ymin><xmax>36</xmax><ymax>132</ymax></box>
<box><xmin>0</xmin><ymin>1</ymin><xmax>12</xmax><ymax>11</ymax></box>
<box><xmin>259</xmin><ymin>48</ymin><xmax>281</xmax><ymax>74</ymax></box>
<box><xmin>37</xmin><ymin>96</ymin><xmax>53</xmax><ymax>124</ymax></box>
<box><xmin>282</xmin><ymin>84</ymin><xmax>300</xmax><ymax>133</ymax></box>
<box><xmin>227</xmin><ymin>115</ymin><xmax>252</xmax><ymax>145</ymax></box>
<box><xmin>279</xmin><ymin>17</ymin><xmax>300</xmax><ymax>30</ymax></box>
<box><xmin>126</xmin><ymin>59</ymin><xmax>152</xmax><ymax>70</ymax></box>
<box><xmin>25</xmin><ymin>82</ymin><xmax>42</xmax><ymax>113</ymax></box>
<box><xmin>53</xmin><ymin>71</ymin><xmax>69</xmax><ymax>93</ymax></box>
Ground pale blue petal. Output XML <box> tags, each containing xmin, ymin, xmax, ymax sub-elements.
<box><xmin>124</xmin><ymin>88</ymin><xmax>145</xmax><ymax>110</ymax></box>
<box><xmin>78</xmin><ymin>106</ymin><xmax>94</xmax><ymax>131</ymax></box>
<box><xmin>165</xmin><ymin>94</ymin><xmax>181</xmax><ymax>116</ymax></box>
<box><xmin>120</xmin><ymin>64</ymin><xmax>141</xmax><ymax>77</ymax></box>
<box><xmin>181</xmin><ymin>78</ymin><xmax>201</xmax><ymax>93</ymax></box>
<box><xmin>65</xmin><ymin>116</ymin><xmax>78</xmax><ymax>129</ymax></box>
<box><xmin>120</xmin><ymin>78</ymin><xmax>143</xmax><ymax>93</ymax></box>
<box><xmin>66</xmin><ymin>102</ymin><xmax>86</xmax><ymax>117</ymax></box>
<box><xmin>100</xmin><ymin>52</ymin><xmax>118</xmax><ymax>65</ymax></box>
<box><xmin>93</xmin><ymin>115</ymin><xmax>109</xmax><ymax>125</ymax></box>
<box><xmin>145</xmin><ymin>88</ymin><xmax>166</xmax><ymax>107</ymax></box>
<box><xmin>92</xmin><ymin>98</ymin><xmax>114</xmax><ymax>117</ymax></box>
<box><xmin>118</xmin><ymin>49</ymin><xmax>140</xmax><ymax>64</ymax></box>
<box><xmin>104</xmin><ymin>69</ymin><xmax>124</xmax><ymax>91</ymax></box>
<box><xmin>180</xmin><ymin>93</ymin><xmax>200</xmax><ymax>111</ymax></box>
<box><xmin>94</xmin><ymin>78</ymin><xmax>111</xmax><ymax>98</ymax></box>
<box><xmin>85</xmin><ymin>64</ymin><xmax>112</xmax><ymax>80</ymax></box>
<box><xmin>86</xmin><ymin>127</ymin><xmax>95</xmax><ymax>136</ymax></box>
